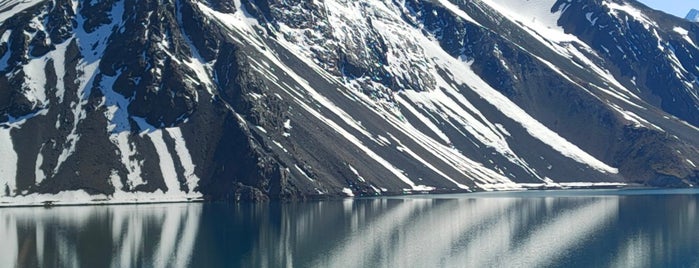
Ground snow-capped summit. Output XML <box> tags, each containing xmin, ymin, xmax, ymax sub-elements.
<box><xmin>0</xmin><ymin>0</ymin><xmax>698</xmax><ymax>205</ymax></box>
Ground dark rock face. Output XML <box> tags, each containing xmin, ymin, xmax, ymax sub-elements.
<box><xmin>99</xmin><ymin>0</ymin><xmax>198</xmax><ymax>128</ymax></box>
<box><xmin>0</xmin><ymin>0</ymin><xmax>697</xmax><ymax>204</ymax></box>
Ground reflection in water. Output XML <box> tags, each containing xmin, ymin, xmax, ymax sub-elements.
<box><xmin>612</xmin><ymin>231</ymin><xmax>651</xmax><ymax>268</ymax></box>
<box><xmin>0</xmin><ymin>203</ymin><xmax>200</xmax><ymax>267</ymax></box>
<box><xmin>308</xmin><ymin>198</ymin><xmax>618</xmax><ymax>268</ymax></box>
<box><xmin>1</xmin><ymin>192</ymin><xmax>699</xmax><ymax>267</ymax></box>
<box><xmin>496</xmin><ymin>199</ymin><xmax>617</xmax><ymax>267</ymax></box>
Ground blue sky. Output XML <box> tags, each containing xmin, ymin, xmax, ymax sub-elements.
<box><xmin>638</xmin><ymin>0</ymin><xmax>697</xmax><ymax>18</ymax></box>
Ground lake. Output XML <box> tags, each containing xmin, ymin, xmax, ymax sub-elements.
<box><xmin>2</xmin><ymin>189</ymin><xmax>699</xmax><ymax>267</ymax></box>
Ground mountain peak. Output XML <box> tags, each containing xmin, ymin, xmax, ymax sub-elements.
<box><xmin>686</xmin><ymin>8</ymin><xmax>699</xmax><ymax>22</ymax></box>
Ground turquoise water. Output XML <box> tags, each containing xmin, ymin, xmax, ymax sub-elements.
<box><xmin>2</xmin><ymin>189</ymin><xmax>699</xmax><ymax>267</ymax></box>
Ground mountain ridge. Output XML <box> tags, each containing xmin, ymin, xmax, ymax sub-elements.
<box><xmin>0</xmin><ymin>0</ymin><xmax>697</xmax><ymax>205</ymax></box>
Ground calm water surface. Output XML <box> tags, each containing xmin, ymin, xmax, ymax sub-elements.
<box><xmin>2</xmin><ymin>189</ymin><xmax>699</xmax><ymax>267</ymax></box>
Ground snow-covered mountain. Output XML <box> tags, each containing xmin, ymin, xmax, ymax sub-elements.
<box><xmin>687</xmin><ymin>9</ymin><xmax>699</xmax><ymax>22</ymax></box>
<box><xmin>0</xmin><ymin>0</ymin><xmax>698</xmax><ymax>205</ymax></box>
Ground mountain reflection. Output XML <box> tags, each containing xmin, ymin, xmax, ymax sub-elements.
<box><xmin>293</xmin><ymin>198</ymin><xmax>619</xmax><ymax>268</ymax></box>
<box><xmin>0</xmin><ymin>203</ymin><xmax>201</xmax><ymax>268</ymax></box>
<box><xmin>1</xmin><ymin>192</ymin><xmax>699</xmax><ymax>267</ymax></box>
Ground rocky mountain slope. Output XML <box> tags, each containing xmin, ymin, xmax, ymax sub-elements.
<box><xmin>0</xmin><ymin>0</ymin><xmax>697</xmax><ymax>205</ymax></box>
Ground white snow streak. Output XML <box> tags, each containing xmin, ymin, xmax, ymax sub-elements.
<box><xmin>0</xmin><ymin>188</ymin><xmax>200</xmax><ymax>206</ymax></box>
<box><xmin>479</xmin><ymin>0</ymin><xmax>574</xmax><ymax>42</ymax></box>
<box><xmin>0</xmin><ymin>30</ymin><xmax>12</xmax><ymax>70</ymax></box>
<box><xmin>604</xmin><ymin>1</ymin><xmax>657</xmax><ymax>29</ymax></box>
<box><xmin>102</xmin><ymin>72</ymin><xmax>146</xmax><ymax>189</ymax></box>
<box><xmin>421</xmin><ymin>38</ymin><xmax>618</xmax><ymax>173</ymax></box>
<box><xmin>165</xmin><ymin>128</ymin><xmax>200</xmax><ymax>192</ymax></box>
<box><xmin>392</xmin><ymin>135</ymin><xmax>468</xmax><ymax>189</ymax></box>
<box><xmin>35</xmin><ymin>144</ymin><xmax>45</xmax><ymax>184</ymax></box>
<box><xmin>608</xmin><ymin>103</ymin><xmax>664</xmax><ymax>131</ymax></box>
<box><xmin>22</xmin><ymin>57</ymin><xmax>49</xmax><ymax>109</ymax></box>
<box><xmin>51</xmin><ymin>41</ymin><xmax>70</xmax><ymax>103</ymax></box>
<box><xmin>295</xmin><ymin>165</ymin><xmax>314</xmax><ymax>182</ymax></box>
<box><xmin>149</xmin><ymin>130</ymin><xmax>182</xmax><ymax>195</ymax></box>
<box><xmin>342</xmin><ymin>188</ymin><xmax>355</xmax><ymax>197</ymax></box>
<box><xmin>673</xmin><ymin>27</ymin><xmax>699</xmax><ymax>49</ymax></box>
<box><xmin>435</xmin><ymin>0</ymin><xmax>482</xmax><ymax>26</ymax></box>
<box><xmin>0</xmin><ymin>128</ymin><xmax>17</xmax><ymax>196</ymax></box>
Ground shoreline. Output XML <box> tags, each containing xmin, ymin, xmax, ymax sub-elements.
<box><xmin>2</xmin><ymin>182</ymin><xmax>693</xmax><ymax>208</ymax></box>
<box><xmin>0</xmin><ymin>197</ymin><xmax>206</xmax><ymax>209</ymax></box>
<box><xmin>5</xmin><ymin>183</ymin><xmax>699</xmax><ymax>208</ymax></box>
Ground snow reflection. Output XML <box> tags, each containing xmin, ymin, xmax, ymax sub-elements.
<box><xmin>0</xmin><ymin>203</ymin><xmax>201</xmax><ymax>267</ymax></box>
<box><xmin>305</xmin><ymin>197</ymin><xmax>618</xmax><ymax>267</ymax></box>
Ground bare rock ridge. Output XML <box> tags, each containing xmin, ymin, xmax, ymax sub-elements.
<box><xmin>0</xmin><ymin>0</ymin><xmax>697</xmax><ymax>205</ymax></box>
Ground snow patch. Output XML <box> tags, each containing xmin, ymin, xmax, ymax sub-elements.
<box><xmin>608</xmin><ymin>103</ymin><xmax>664</xmax><ymax>131</ymax></box>
<box><xmin>377</xmin><ymin>135</ymin><xmax>391</xmax><ymax>146</ymax></box>
<box><xmin>0</xmin><ymin>30</ymin><xmax>11</xmax><ymax>70</ymax></box>
<box><xmin>35</xmin><ymin>144</ymin><xmax>45</xmax><ymax>184</ymax></box>
<box><xmin>22</xmin><ymin>57</ymin><xmax>49</xmax><ymax>109</ymax></box>
<box><xmin>51</xmin><ymin>41</ymin><xmax>70</xmax><ymax>103</ymax></box>
<box><xmin>0</xmin><ymin>189</ymin><xmax>203</xmax><ymax>207</ymax></box>
<box><xmin>435</xmin><ymin>0</ymin><xmax>482</xmax><ymax>27</ymax></box>
<box><xmin>392</xmin><ymin>135</ymin><xmax>470</xmax><ymax>190</ymax></box>
<box><xmin>604</xmin><ymin>1</ymin><xmax>657</xmax><ymax>29</ymax></box>
<box><xmin>165</xmin><ymin>128</ymin><xmax>200</xmax><ymax>192</ymax></box>
<box><xmin>272</xmin><ymin>140</ymin><xmax>288</xmax><ymax>153</ymax></box>
<box><xmin>0</xmin><ymin>128</ymin><xmax>17</xmax><ymax>196</ymax></box>
<box><xmin>294</xmin><ymin>165</ymin><xmax>314</xmax><ymax>182</ymax></box>
<box><xmin>111</xmin><ymin>132</ymin><xmax>145</xmax><ymax>189</ymax></box>
<box><xmin>494</xmin><ymin>123</ymin><xmax>510</xmax><ymax>137</ymax></box>
<box><xmin>101</xmin><ymin>72</ymin><xmax>148</xmax><ymax>190</ymax></box>
<box><xmin>673</xmin><ymin>26</ymin><xmax>698</xmax><ymax>49</ymax></box>
<box><xmin>479</xmin><ymin>0</ymin><xmax>577</xmax><ymax>43</ymax></box>
<box><xmin>348</xmin><ymin>164</ymin><xmax>366</xmax><ymax>182</ymax></box>
<box><xmin>342</xmin><ymin>188</ymin><xmax>355</xmax><ymax>197</ymax></box>
<box><xmin>148</xmin><ymin>130</ymin><xmax>183</xmax><ymax>195</ymax></box>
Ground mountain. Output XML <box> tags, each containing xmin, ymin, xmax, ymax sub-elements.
<box><xmin>0</xmin><ymin>0</ymin><xmax>698</xmax><ymax>205</ymax></box>
<box><xmin>687</xmin><ymin>9</ymin><xmax>699</xmax><ymax>22</ymax></box>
